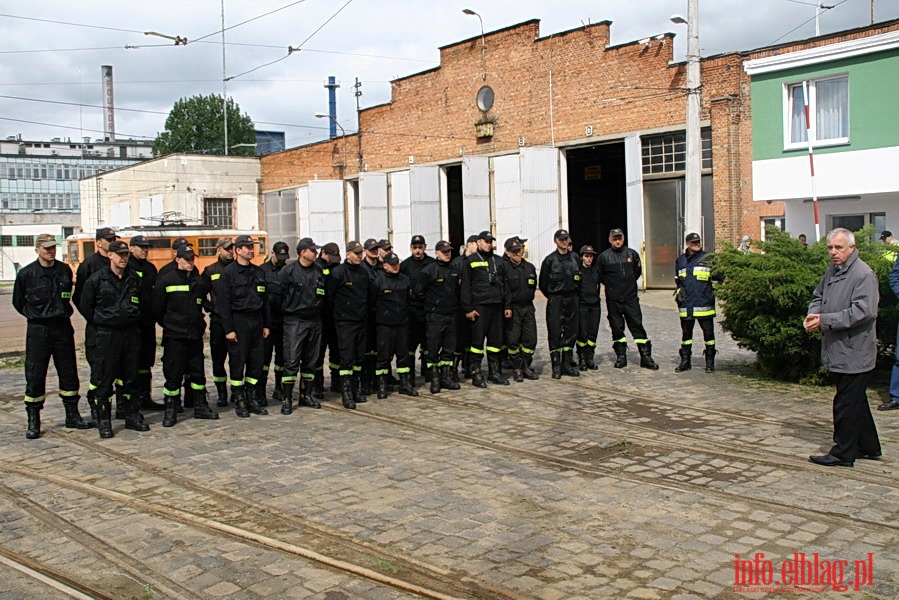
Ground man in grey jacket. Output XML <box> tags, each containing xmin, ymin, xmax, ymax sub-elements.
<box><xmin>804</xmin><ymin>228</ymin><xmax>882</xmax><ymax>467</ymax></box>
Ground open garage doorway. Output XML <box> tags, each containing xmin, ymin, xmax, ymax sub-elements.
<box><xmin>565</xmin><ymin>142</ymin><xmax>626</xmax><ymax>252</ymax></box>
<box><xmin>445</xmin><ymin>164</ymin><xmax>464</xmax><ymax>259</ymax></box>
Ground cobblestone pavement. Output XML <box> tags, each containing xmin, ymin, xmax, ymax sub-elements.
<box><xmin>0</xmin><ymin>291</ymin><xmax>896</xmax><ymax>599</ymax></box>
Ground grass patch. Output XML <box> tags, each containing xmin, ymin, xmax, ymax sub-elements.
<box><xmin>372</xmin><ymin>557</ymin><xmax>400</xmax><ymax>574</ymax></box>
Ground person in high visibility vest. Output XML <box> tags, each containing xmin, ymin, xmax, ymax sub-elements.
<box><xmin>879</xmin><ymin>230</ymin><xmax>898</xmax><ymax>263</ymax></box>
<box><xmin>674</xmin><ymin>232</ymin><xmax>723</xmax><ymax>373</ymax></box>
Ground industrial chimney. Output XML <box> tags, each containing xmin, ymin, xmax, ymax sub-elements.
<box><xmin>101</xmin><ymin>65</ymin><xmax>115</xmax><ymax>141</ymax></box>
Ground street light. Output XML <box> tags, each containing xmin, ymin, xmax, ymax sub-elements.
<box><xmin>671</xmin><ymin>1</ymin><xmax>702</xmax><ymax>239</ymax></box>
<box><xmin>463</xmin><ymin>9</ymin><xmax>488</xmax><ymax>81</ymax></box>
<box><xmin>314</xmin><ymin>113</ymin><xmax>350</xmax><ymax>241</ymax></box>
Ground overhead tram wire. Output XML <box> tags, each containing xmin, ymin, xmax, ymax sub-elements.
<box><xmin>768</xmin><ymin>0</ymin><xmax>850</xmax><ymax>45</ymax></box>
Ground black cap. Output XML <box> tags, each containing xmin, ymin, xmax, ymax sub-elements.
<box><xmin>477</xmin><ymin>230</ymin><xmax>495</xmax><ymax>242</ymax></box>
<box><xmin>410</xmin><ymin>235</ymin><xmax>426</xmax><ymax>246</ymax></box>
<box><xmin>466</xmin><ymin>234</ymin><xmax>479</xmax><ymax>244</ymax></box>
<box><xmin>176</xmin><ymin>246</ymin><xmax>196</xmax><ymax>260</ymax></box>
<box><xmin>435</xmin><ymin>240</ymin><xmax>453</xmax><ymax>252</ymax></box>
<box><xmin>378</xmin><ymin>239</ymin><xmax>392</xmax><ymax>251</ymax></box>
<box><xmin>363</xmin><ymin>238</ymin><xmax>380</xmax><ymax>251</ymax></box>
<box><xmin>216</xmin><ymin>237</ymin><xmax>234</xmax><ymax>249</ymax></box>
<box><xmin>321</xmin><ymin>242</ymin><xmax>340</xmax><ymax>256</ymax></box>
<box><xmin>234</xmin><ymin>234</ymin><xmax>255</xmax><ymax>247</ymax></box>
<box><xmin>554</xmin><ymin>229</ymin><xmax>570</xmax><ymax>240</ymax></box>
<box><xmin>129</xmin><ymin>235</ymin><xmax>151</xmax><ymax>248</ymax></box>
<box><xmin>296</xmin><ymin>237</ymin><xmax>321</xmax><ymax>252</ymax></box>
<box><xmin>382</xmin><ymin>252</ymin><xmax>400</xmax><ymax>265</ymax></box>
<box><xmin>579</xmin><ymin>244</ymin><xmax>597</xmax><ymax>255</ymax></box>
<box><xmin>171</xmin><ymin>237</ymin><xmax>190</xmax><ymax>250</ymax></box>
<box><xmin>108</xmin><ymin>240</ymin><xmax>130</xmax><ymax>254</ymax></box>
<box><xmin>96</xmin><ymin>227</ymin><xmax>117</xmax><ymax>241</ymax></box>
<box><xmin>504</xmin><ymin>236</ymin><xmax>527</xmax><ymax>251</ymax></box>
<box><xmin>346</xmin><ymin>240</ymin><xmax>364</xmax><ymax>253</ymax></box>
<box><xmin>272</xmin><ymin>241</ymin><xmax>290</xmax><ymax>259</ymax></box>
<box><xmin>685</xmin><ymin>232</ymin><xmax>701</xmax><ymax>244</ymax></box>
<box><xmin>609</xmin><ymin>228</ymin><xmax>625</xmax><ymax>238</ymax></box>
<box><xmin>880</xmin><ymin>230</ymin><xmax>893</xmax><ymax>241</ymax></box>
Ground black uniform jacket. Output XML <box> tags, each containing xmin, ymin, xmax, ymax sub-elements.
<box><xmin>578</xmin><ymin>263</ymin><xmax>602</xmax><ymax>306</ymax></box>
<box><xmin>503</xmin><ymin>256</ymin><xmax>537</xmax><ymax>306</ymax></box>
<box><xmin>327</xmin><ymin>260</ymin><xmax>370</xmax><ymax>322</ymax></box>
<box><xmin>279</xmin><ymin>260</ymin><xmax>326</xmax><ymax>319</ymax></box>
<box><xmin>216</xmin><ymin>261</ymin><xmax>270</xmax><ymax>333</ymax></box>
<box><xmin>538</xmin><ymin>250</ymin><xmax>581</xmax><ymax>296</ymax></box>
<box><xmin>370</xmin><ymin>271</ymin><xmax>411</xmax><ymax>326</ymax></box>
<box><xmin>415</xmin><ymin>258</ymin><xmax>460</xmax><ymax>315</ymax></box>
<box><xmin>128</xmin><ymin>255</ymin><xmax>158</xmax><ymax>322</ymax></box>
<box><xmin>13</xmin><ymin>259</ymin><xmax>75</xmax><ymax>322</ymax></box>
<box><xmin>79</xmin><ymin>266</ymin><xmax>142</xmax><ymax>328</ymax></box>
<box><xmin>460</xmin><ymin>250</ymin><xmax>510</xmax><ymax>313</ymax></box>
<box><xmin>73</xmin><ymin>251</ymin><xmax>109</xmax><ymax>316</ymax></box>
<box><xmin>153</xmin><ymin>267</ymin><xmax>209</xmax><ymax>340</ymax></box>
<box><xmin>596</xmin><ymin>246</ymin><xmax>641</xmax><ymax>302</ymax></box>
<box><xmin>400</xmin><ymin>254</ymin><xmax>435</xmax><ymax>319</ymax></box>
<box><xmin>261</xmin><ymin>259</ymin><xmax>286</xmax><ymax>326</ymax></box>
<box><xmin>201</xmin><ymin>255</ymin><xmax>233</xmax><ymax>321</ymax></box>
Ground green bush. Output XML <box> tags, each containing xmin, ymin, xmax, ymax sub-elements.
<box><xmin>714</xmin><ymin>226</ymin><xmax>898</xmax><ymax>383</ymax></box>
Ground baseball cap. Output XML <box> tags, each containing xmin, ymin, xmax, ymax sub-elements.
<box><xmin>108</xmin><ymin>240</ymin><xmax>130</xmax><ymax>254</ymax></box>
<box><xmin>171</xmin><ymin>237</ymin><xmax>190</xmax><ymax>250</ymax></box>
<box><xmin>272</xmin><ymin>241</ymin><xmax>290</xmax><ymax>259</ymax></box>
<box><xmin>382</xmin><ymin>252</ymin><xmax>400</xmax><ymax>265</ymax></box>
<box><xmin>477</xmin><ymin>230</ymin><xmax>495</xmax><ymax>242</ymax></box>
<box><xmin>609</xmin><ymin>228</ymin><xmax>625</xmax><ymax>238</ymax></box>
<box><xmin>176</xmin><ymin>246</ymin><xmax>196</xmax><ymax>260</ymax></box>
<box><xmin>504</xmin><ymin>236</ymin><xmax>527</xmax><ymax>250</ymax></box>
<box><xmin>378</xmin><ymin>238</ymin><xmax>393</xmax><ymax>251</ymax></box>
<box><xmin>363</xmin><ymin>238</ymin><xmax>380</xmax><ymax>251</ymax></box>
<box><xmin>346</xmin><ymin>240</ymin><xmax>364</xmax><ymax>253</ymax></box>
<box><xmin>435</xmin><ymin>240</ymin><xmax>453</xmax><ymax>252</ymax></box>
<box><xmin>579</xmin><ymin>244</ymin><xmax>597</xmax><ymax>255</ymax></box>
<box><xmin>321</xmin><ymin>242</ymin><xmax>340</xmax><ymax>257</ymax></box>
<box><xmin>35</xmin><ymin>233</ymin><xmax>57</xmax><ymax>249</ymax></box>
<box><xmin>296</xmin><ymin>237</ymin><xmax>321</xmax><ymax>252</ymax></box>
<box><xmin>410</xmin><ymin>234</ymin><xmax>426</xmax><ymax>246</ymax></box>
<box><xmin>685</xmin><ymin>232</ymin><xmax>701</xmax><ymax>244</ymax></box>
<box><xmin>216</xmin><ymin>237</ymin><xmax>234</xmax><ymax>249</ymax></box>
<box><xmin>554</xmin><ymin>229</ymin><xmax>570</xmax><ymax>240</ymax></box>
<box><xmin>466</xmin><ymin>234</ymin><xmax>479</xmax><ymax>244</ymax></box>
<box><xmin>880</xmin><ymin>230</ymin><xmax>892</xmax><ymax>241</ymax></box>
<box><xmin>96</xmin><ymin>227</ymin><xmax>117</xmax><ymax>241</ymax></box>
<box><xmin>129</xmin><ymin>235</ymin><xmax>151</xmax><ymax>248</ymax></box>
<box><xmin>234</xmin><ymin>234</ymin><xmax>255</xmax><ymax>247</ymax></box>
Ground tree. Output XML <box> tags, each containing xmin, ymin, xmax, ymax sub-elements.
<box><xmin>152</xmin><ymin>94</ymin><xmax>256</xmax><ymax>156</ymax></box>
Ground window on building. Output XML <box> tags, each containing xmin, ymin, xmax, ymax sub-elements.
<box><xmin>641</xmin><ymin>128</ymin><xmax>712</xmax><ymax>175</ymax></box>
<box><xmin>16</xmin><ymin>235</ymin><xmax>34</xmax><ymax>247</ymax></box>
<box><xmin>761</xmin><ymin>216</ymin><xmax>786</xmax><ymax>240</ymax></box>
<box><xmin>829</xmin><ymin>212</ymin><xmax>882</xmax><ymax>235</ymax></box>
<box><xmin>0</xmin><ymin>235</ymin><xmax>12</xmax><ymax>247</ymax></box>
<box><xmin>203</xmin><ymin>198</ymin><xmax>233</xmax><ymax>228</ymax></box>
<box><xmin>787</xmin><ymin>75</ymin><xmax>849</xmax><ymax>148</ymax></box>
<box><xmin>198</xmin><ymin>237</ymin><xmax>218</xmax><ymax>257</ymax></box>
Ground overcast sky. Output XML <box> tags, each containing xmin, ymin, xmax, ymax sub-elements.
<box><xmin>1</xmin><ymin>0</ymin><xmax>896</xmax><ymax>149</ymax></box>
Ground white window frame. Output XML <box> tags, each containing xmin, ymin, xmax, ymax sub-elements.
<box><xmin>783</xmin><ymin>74</ymin><xmax>849</xmax><ymax>151</ymax></box>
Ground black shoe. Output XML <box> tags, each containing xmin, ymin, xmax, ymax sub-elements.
<box><xmin>471</xmin><ymin>372</ymin><xmax>487</xmax><ymax>388</ymax></box>
<box><xmin>809</xmin><ymin>454</ymin><xmax>854</xmax><ymax>467</ymax></box>
<box><xmin>877</xmin><ymin>399</ymin><xmax>899</xmax><ymax>411</ymax></box>
<box><xmin>857</xmin><ymin>450</ymin><xmax>882</xmax><ymax>460</ymax></box>
<box><xmin>124</xmin><ymin>415</ymin><xmax>150</xmax><ymax>432</ymax></box>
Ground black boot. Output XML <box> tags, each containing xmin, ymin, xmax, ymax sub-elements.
<box><xmin>487</xmin><ymin>356</ymin><xmax>510</xmax><ymax>385</ymax></box>
<box><xmin>675</xmin><ymin>345</ymin><xmax>692</xmax><ymax>373</ymax></box>
<box><xmin>550</xmin><ymin>352</ymin><xmax>562</xmax><ymax>379</ymax></box>
<box><xmin>255</xmin><ymin>381</ymin><xmax>268</xmax><ymax>408</ymax></box>
<box><xmin>215</xmin><ymin>381</ymin><xmax>229</xmax><ymax>407</ymax></box>
<box><xmin>637</xmin><ymin>341</ymin><xmax>660</xmax><ymax>370</ymax></box>
<box><xmin>114</xmin><ymin>384</ymin><xmax>126</xmax><ymax>419</ymax></box>
<box><xmin>124</xmin><ymin>394</ymin><xmax>150</xmax><ymax>432</ymax></box>
<box><xmin>234</xmin><ymin>386</ymin><xmax>250</xmax><ymax>418</ymax></box>
<box><xmin>399</xmin><ymin>372</ymin><xmax>419</xmax><ymax>396</ymax></box>
<box><xmin>96</xmin><ymin>398</ymin><xmax>114</xmax><ymax>439</ymax></box>
<box><xmin>298</xmin><ymin>378</ymin><xmax>321</xmax><ymax>408</ymax></box>
<box><xmin>138</xmin><ymin>372</ymin><xmax>164</xmax><ymax>411</ymax></box>
<box><xmin>470</xmin><ymin>353</ymin><xmax>487</xmax><ymax>388</ymax></box>
<box><xmin>460</xmin><ymin>352</ymin><xmax>472</xmax><ymax>380</ymax></box>
<box><xmin>577</xmin><ymin>347</ymin><xmax>588</xmax><ymax>371</ymax></box>
<box><xmin>353</xmin><ymin>372</ymin><xmax>367</xmax><ymax>403</ymax></box>
<box><xmin>63</xmin><ymin>395</ymin><xmax>93</xmax><ymax>429</ymax></box>
<box><xmin>311</xmin><ymin>371</ymin><xmax>325</xmax><ymax>400</ymax></box>
<box><xmin>360</xmin><ymin>357</ymin><xmax>374</xmax><ymax>396</ymax></box>
<box><xmin>272</xmin><ymin>370</ymin><xmax>284</xmax><ymax>403</ymax></box>
<box><xmin>341</xmin><ymin>376</ymin><xmax>356</xmax><ymax>409</ymax></box>
<box><xmin>377</xmin><ymin>374</ymin><xmax>389</xmax><ymax>399</ymax></box>
<box><xmin>430</xmin><ymin>367</ymin><xmax>441</xmax><ymax>394</ymax></box>
<box><xmin>439</xmin><ymin>365</ymin><xmax>461</xmax><ymax>390</ymax></box>
<box><xmin>329</xmin><ymin>368</ymin><xmax>341</xmax><ymax>393</ymax></box>
<box><xmin>182</xmin><ymin>380</ymin><xmax>195</xmax><ymax>408</ymax></box>
<box><xmin>163</xmin><ymin>394</ymin><xmax>178</xmax><ymax>427</ymax></box>
<box><xmin>522</xmin><ymin>354</ymin><xmax>539</xmax><ymax>380</ymax></box>
<box><xmin>25</xmin><ymin>402</ymin><xmax>42</xmax><ymax>439</ymax></box>
<box><xmin>561</xmin><ymin>349</ymin><xmax>580</xmax><ymax>377</ymax></box>
<box><xmin>613</xmin><ymin>342</ymin><xmax>628</xmax><ymax>368</ymax></box>
<box><xmin>451</xmin><ymin>356</ymin><xmax>462</xmax><ymax>383</ymax></box>
<box><xmin>704</xmin><ymin>346</ymin><xmax>718</xmax><ymax>373</ymax></box>
<box><xmin>281</xmin><ymin>382</ymin><xmax>295</xmax><ymax>415</ymax></box>
<box><xmin>247</xmin><ymin>385</ymin><xmax>269</xmax><ymax>415</ymax></box>
<box><xmin>193</xmin><ymin>389</ymin><xmax>219</xmax><ymax>420</ymax></box>
<box><xmin>585</xmin><ymin>347</ymin><xmax>598</xmax><ymax>370</ymax></box>
<box><xmin>86</xmin><ymin>389</ymin><xmax>99</xmax><ymax>429</ymax></box>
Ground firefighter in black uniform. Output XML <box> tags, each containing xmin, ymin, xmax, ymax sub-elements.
<box><xmin>596</xmin><ymin>228</ymin><xmax>659</xmax><ymax>370</ymax></box>
<box><xmin>279</xmin><ymin>237</ymin><xmax>326</xmax><ymax>414</ymax></box>
<box><xmin>460</xmin><ymin>230</ymin><xmax>512</xmax><ymax>387</ymax></box>
<box><xmin>360</xmin><ymin>238</ymin><xmax>383</xmax><ymax>395</ymax></box>
<box><xmin>312</xmin><ymin>242</ymin><xmax>341</xmax><ymax>398</ymax></box>
<box><xmin>452</xmin><ymin>234</ymin><xmax>479</xmax><ymax>381</ymax></box>
<box><xmin>153</xmin><ymin>245</ymin><xmax>218</xmax><ymax>426</ymax></box>
<box><xmin>79</xmin><ymin>240</ymin><xmax>149</xmax><ymax>438</ymax></box>
<box><xmin>370</xmin><ymin>252</ymin><xmax>418</xmax><ymax>398</ymax></box>
<box><xmin>127</xmin><ymin>235</ymin><xmax>163</xmax><ymax>412</ymax></box>
<box><xmin>327</xmin><ymin>241</ymin><xmax>370</xmax><ymax>409</ymax></box>
<box><xmin>201</xmin><ymin>237</ymin><xmax>234</xmax><ymax>407</ymax></box>
<box><xmin>576</xmin><ymin>244</ymin><xmax>602</xmax><ymax>371</ymax></box>
<box><xmin>503</xmin><ymin>236</ymin><xmax>540</xmax><ymax>382</ymax></box>
<box><xmin>400</xmin><ymin>235</ymin><xmax>435</xmax><ymax>382</ymax></box>
<box><xmin>13</xmin><ymin>233</ymin><xmax>92</xmax><ymax>439</ymax></box>
<box><xmin>216</xmin><ymin>234</ymin><xmax>270</xmax><ymax>418</ymax></box>
<box><xmin>158</xmin><ymin>237</ymin><xmax>192</xmax><ymax>278</ymax></box>
<box><xmin>539</xmin><ymin>229</ymin><xmax>582</xmax><ymax>379</ymax></box>
<box><xmin>674</xmin><ymin>232</ymin><xmax>722</xmax><ymax>373</ymax></box>
<box><xmin>260</xmin><ymin>241</ymin><xmax>289</xmax><ymax>406</ymax></box>
<box><xmin>415</xmin><ymin>240</ymin><xmax>462</xmax><ymax>394</ymax></box>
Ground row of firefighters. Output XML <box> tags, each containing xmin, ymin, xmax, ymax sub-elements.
<box><xmin>13</xmin><ymin>226</ymin><xmax>721</xmax><ymax>440</ymax></box>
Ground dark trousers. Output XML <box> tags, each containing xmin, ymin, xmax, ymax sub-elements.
<box><xmin>377</xmin><ymin>323</ymin><xmax>411</xmax><ymax>375</ymax></box>
<box><xmin>263</xmin><ymin>322</ymin><xmax>285</xmax><ymax>380</ymax></box>
<box><xmin>90</xmin><ymin>325</ymin><xmax>140</xmax><ymax>403</ymax></box>
<box><xmin>455</xmin><ymin>309</ymin><xmax>471</xmax><ymax>359</ymax></box>
<box><xmin>426</xmin><ymin>313</ymin><xmax>457</xmax><ymax>367</ymax></box>
<box><xmin>606</xmin><ymin>297</ymin><xmax>648</xmax><ymax>343</ymax></box>
<box><xmin>505</xmin><ymin>304</ymin><xmax>537</xmax><ymax>360</ymax></box>
<box><xmin>407</xmin><ymin>313</ymin><xmax>427</xmax><ymax>365</ymax></box>
<box><xmin>577</xmin><ymin>303</ymin><xmax>601</xmax><ymax>350</ymax></box>
<box><xmin>336</xmin><ymin>320</ymin><xmax>367</xmax><ymax>376</ymax></box>
<box><xmin>469</xmin><ymin>303</ymin><xmax>504</xmax><ymax>357</ymax></box>
<box><xmin>829</xmin><ymin>370</ymin><xmax>881</xmax><ymax>461</ymax></box>
<box><xmin>680</xmin><ymin>317</ymin><xmax>715</xmax><ymax>345</ymax></box>
<box><xmin>315</xmin><ymin>316</ymin><xmax>339</xmax><ymax>373</ymax></box>
<box><xmin>138</xmin><ymin>320</ymin><xmax>157</xmax><ymax>377</ymax></box>
<box><xmin>162</xmin><ymin>338</ymin><xmax>205</xmax><ymax>396</ymax></box>
<box><xmin>282</xmin><ymin>317</ymin><xmax>322</xmax><ymax>382</ymax></box>
<box><xmin>546</xmin><ymin>294</ymin><xmax>579</xmax><ymax>353</ymax></box>
<box><xmin>226</xmin><ymin>312</ymin><xmax>264</xmax><ymax>388</ymax></box>
<box><xmin>24</xmin><ymin>319</ymin><xmax>79</xmax><ymax>402</ymax></box>
<box><xmin>209</xmin><ymin>319</ymin><xmax>229</xmax><ymax>386</ymax></box>
<box><xmin>84</xmin><ymin>322</ymin><xmax>98</xmax><ymax>369</ymax></box>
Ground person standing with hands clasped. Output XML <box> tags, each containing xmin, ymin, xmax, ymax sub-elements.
<box><xmin>539</xmin><ymin>229</ymin><xmax>582</xmax><ymax>379</ymax></box>
<box><xmin>805</xmin><ymin>228</ymin><xmax>882</xmax><ymax>467</ymax></box>
<box><xmin>674</xmin><ymin>232</ymin><xmax>722</xmax><ymax>373</ymax></box>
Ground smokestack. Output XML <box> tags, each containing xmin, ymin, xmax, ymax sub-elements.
<box><xmin>101</xmin><ymin>65</ymin><xmax>115</xmax><ymax>142</ymax></box>
<box><xmin>324</xmin><ymin>76</ymin><xmax>339</xmax><ymax>139</ymax></box>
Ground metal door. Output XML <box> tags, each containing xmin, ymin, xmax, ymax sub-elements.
<box><xmin>643</xmin><ymin>179</ymin><xmax>682</xmax><ymax>288</ymax></box>
<box><xmin>358</xmin><ymin>172</ymin><xmax>388</xmax><ymax>240</ymax></box>
<box><xmin>410</xmin><ymin>165</ymin><xmax>441</xmax><ymax>246</ymax></box>
<box><xmin>462</xmin><ymin>156</ymin><xmax>490</xmax><ymax>232</ymax></box>
<box><xmin>308</xmin><ymin>180</ymin><xmax>346</xmax><ymax>244</ymax></box>
<box><xmin>520</xmin><ymin>146</ymin><xmax>560</xmax><ymax>269</ymax></box>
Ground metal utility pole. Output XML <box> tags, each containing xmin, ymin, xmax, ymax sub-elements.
<box><xmin>672</xmin><ymin>0</ymin><xmax>702</xmax><ymax>237</ymax></box>
<box><xmin>222</xmin><ymin>0</ymin><xmax>229</xmax><ymax>155</ymax></box>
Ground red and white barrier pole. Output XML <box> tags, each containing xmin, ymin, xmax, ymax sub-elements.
<box><xmin>802</xmin><ymin>81</ymin><xmax>821</xmax><ymax>241</ymax></box>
